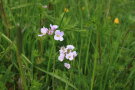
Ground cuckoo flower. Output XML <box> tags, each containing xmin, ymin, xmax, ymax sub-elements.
<box><xmin>64</xmin><ymin>63</ymin><xmax>71</xmax><ymax>69</ymax></box>
<box><xmin>38</xmin><ymin>27</ymin><xmax>48</xmax><ymax>36</ymax></box>
<box><xmin>47</xmin><ymin>24</ymin><xmax>58</xmax><ymax>35</ymax></box>
<box><xmin>58</xmin><ymin>45</ymin><xmax>77</xmax><ymax>61</ymax></box>
<box><xmin>66</xmin><ymin>45</ymin><xmax>75</xmax><ymax>50</ymax></box>
<box><xmin>66</xmin><ymin>52</ymin><xmax>74</xmax><ymax>61</ymax></box>
<box><xmin>58</xmin><ymin>45</ymin><xmax>77</xmax><ymax>69</ymax></box>
<box><xmin>59</xmin><ymin>46</ymin><xmax>67</xmax><ymax>54</ymax></box>
<box><xmin>54</xmin><ymin>30</ymin><xmax>64</xmax><ymax>41</ymax></box>
<box><xmin>72</xmin><ymin>51</ymin><xmax>77</xmax><ymax>57</ymax></box>
<box><xmin>47</xmin><ymin>30</ymin><xmax>54</xmax><ymax>35</ymax></box>
<box><xmin>50</xmin><ymin>24</ymin><xmax>58</xmax><ymax>31</ymax></box>
<box><xmin>58</xmin><ymin>53</ymin><xmax>65</xmax><ymax>62</ymax></box>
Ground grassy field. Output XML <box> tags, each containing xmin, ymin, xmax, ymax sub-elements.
<box><xmin>0</xmin><ymin>0</ymin><xmax>135</xmax><ymax>90</ymax></box>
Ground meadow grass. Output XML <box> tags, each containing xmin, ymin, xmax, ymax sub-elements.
<box><xmin>0</xmin><ymin>0</ymin><xmax>135</xmax><ymax>90</ymax></box>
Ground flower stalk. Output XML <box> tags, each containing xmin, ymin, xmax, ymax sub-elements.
<box><xmin>16</xmin><ymin>24</ymin><xmax>28</xmax><ymax>90</ymax></box>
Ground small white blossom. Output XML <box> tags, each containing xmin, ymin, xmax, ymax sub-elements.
<box><xmin>47</xmin><ymin>30</ymin><xmax>54</xmax><ymax>35</ymax></box>
<box><xmin>50</xmin><ymin>24</ymin><xmax>58</xmax><ymax>30</ymax></box>
<box><xmin>72</xmin><ymin>51</ymin><xmax>77</xmax><ymax>57</ymax></box>
<box><xmin>58</xmin><ymin>45</ymin><xmax>77</xmax><ymax>69</ymax></box>
<box><xmin>58</xmin><ymin>53</ymin><xmax>65</xmax><ymax>62</ymax></box>
<box><xmin>59</xmin><ymin>47</ymin><xmax>67</xmax><ymax>54</ymax></box>
<box><xmin>38</xmin><ymin>27</ymin><xmax>48</xmax><ymax>36</ymax></box>
<box><xmin>66</xmin><ymin>52</ymin><xmax>74</xmax><ymax>61</ymax></box>
<box><xmin>54</xmin><ymin>30</ymin><xmax>64</xmax><ymax>41</ymax></box>
<box><xmin>66</xmin><ymin>45</ymin><xmax>75</xmax><ymax>50</ymax></box>
<box><xmin>64</xmin><ymin>63</ymin><xmax>71</xmax><ymax>69</ymax></box>
<box><xmin>41</xmin><ymin>27</ymin><xmax>48</xmax><ymax>34</ymax></box>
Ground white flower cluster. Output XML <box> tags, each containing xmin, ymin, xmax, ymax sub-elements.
<box><xmin>38</xmin><ymin>24</ymin><xmax>78</xmax><ymax>69</ymax></box>
<box><xmin>58</xmin><ymin>45</ymin><xmax>77</xmax><ymax>69</ymax></box>
<box><xmin>38</xmin><ymin>24</ymin><xmax>64</xmax><ymax>41</ymax></box>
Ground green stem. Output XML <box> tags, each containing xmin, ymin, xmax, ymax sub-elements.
<box><xmin>16</xmin><ymin>52</ymin><xmax>28</xmax><ymax>90</ymax></box>
<box><xmin>16</xmin><ymin>25</ymin><xmax>28</xmax><ymax>90</ymax></box>
<box><xmin>90</xmin><ymin>52</ymin><xmax>97</xmax><ymax>90</ymax></box>
<box><xmin>91</xmin><ymin>24</ymin><xmax>99</xmax><ymax>90</ymax></box>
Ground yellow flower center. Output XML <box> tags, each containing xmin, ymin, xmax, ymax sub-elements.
<box><xmin>56</xmin><ymin>35</ymin><xmax>60</xmax><ymax>37</ymax></box>
<box><xmin>114</xmin><ymin>18</ymin><xmax>119</xmax><ymax>24</ymax></box>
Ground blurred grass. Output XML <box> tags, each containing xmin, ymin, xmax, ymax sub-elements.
<box><xmin>0</xmin><ymin>0</ymin><xmax>135</xmax><ymax>90</ymax></box>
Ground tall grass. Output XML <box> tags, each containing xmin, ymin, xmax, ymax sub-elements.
<box><xmin>0</xmin><ymin>0</ymin><xmax>135</xmax><ymax>90</ymax></box>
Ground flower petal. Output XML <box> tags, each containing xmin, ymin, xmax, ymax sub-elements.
<box><xmin>66</xmin><ymin>52</ymin><xmax>74</xmax><ymax>60</ymax></box>
<box><xmin>54</xmin><ymin>35</ymin><xmax>60</xmax><ymax>40</ymax></box>
<box><xmin>58</xmin><ymin>54</ymin><xmax>65</xmax><ymax>62</ymax></box>
<box><xmin>60</xmin><ymin>31</ymin><xmax>64</xmax><ymax>36</ymax></box>
<box><xmin>64</xmin><ymin>63</ymin><xmax>71</xmax><ymax>69</ymax></box>
<box><xmin>55</xmin><ymin>30</ymin><xmax>61</xmax><ymax>35</ymax></box>
<box><xmin>72</xmin><ymin>51</ymin><xmax>77</xmax><ymax>57</ymax></box>
<box><xmin>59</xmin><ymin>36</ymin><xmax>64</xmax><ymax>41</ymax></box>
<box><xmin>38</xmin><ymin>34</ymin><xmax>44</xmax><ymax>37</ymax></box>
<box><xmin>66</xmin><ymin>45</ymin><xmax>75</xmax><ymax>50</ymax></box>
<box><xmin>59</xmin><ymin>47</ymin><xmax>67</xmax><ymax>53</ymax></box>
<box><xmin>48</xmin><ymin>30</ymin><xmax>54</xmax><ymax>35</ymax></box>
<box><xmin>41</xmin><ymin>27</ymin><xmax>48</xmax><ymax>34</ymax></box>
<box><xmin>50</xmin><ymin>24</ymin><xmax>58</xmax><ymax>30</ymax></box>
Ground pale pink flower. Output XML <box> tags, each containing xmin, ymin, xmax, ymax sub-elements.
<box><xmin>66</xmin><ymin>52</ymin><xmax>74</xmax><ymax>61</ymax></box>
<box><xmin>72</xmin><ymin>51</ymin><xmax>77</xmax><ymax>57</ymax></box>
<box><xmin>41</xmin><ymin>27</ymin><xmax>48</xmax><ymax>34</ymax></box>
<box><xmin>50</xmin><ymin>24</ymin><xmax>58</xmax><ymax>30</ymax></box>
<box><xmin>58</xmin><ymin>53</ymin><xmax>65</xmax><ymax>62</ymax></box>
<box><xmin>47</xmin><ymin>30</ymin><xmax>54</xmax><ymax>35</ymax></box>
<box><xmin>59</xmin><ymin>47</ymin><xmax>67</xmax><ymax>54</ymax></box>
<box><xmin>64</xmin><ymin>63</ymin><xmax>71</xmax><ymax>69</ymax></box>
<box><xmin>38</xmin><ymin>27</ymin><xmax>48</xmax><ymax>36</ymax></box>
<box><xmin>66</xmin><ymin>45</ymin><xmax>75</xmax><ymax>50</ymax></box>
<box><xmin>54</xmin><ymin>30</ymin><xmax>64</xmax><ymax>41</ymax></box>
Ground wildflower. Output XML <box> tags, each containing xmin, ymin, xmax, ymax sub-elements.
<box><xmin>41</xmin><ymin>27</ymin><xmax>48</xmax><ymax>34</ymax></box>
<box><xmin>66</xmin><ymin>52</ymin><xmax>74</xmax><ymax>61</ymax></box>
<box><xmin>64</xmin><ymin>63</ymin><xmax>71</xmax><ymax>69</ymax></box>
<box><xmin>72</xmin><ymin>51</ymin><xmax>77</xmax><ymax>57</ymax></box>
<box><xmin>50</xmin><ymin>24</ymin><xmax>58</xmax><ymax>31</ymax></box>
<box><xmin>64</xmin><ymin>8</ymin><xmax>69</xmax><ymax>13</ymax></box>
<box><xmin>47</xmin><ymin>30</ymin><xmax>54</xmax><ymax>35</ymax></box>
<box><xmin>66</xmin><ymin>45</ymin><xmax>75</xmax><ymax>50</ymax></box>
<box><xmin>58</xmin><ymin>53</ymin><xmax>65</xmax><ymax>62</ymax></box>
<box><xmin>38</xmin><ymin>27</ymin><xmax>48</xmax><ymax>36</ymax></box>
<box><xmin>38</xmin><ymin>24</ymin><xmax>64</xmax><ymax>41</ymax></box>
<box><xmin>58</xmin><ymin>45</ymin><xmax>77</xmax><ymax>69</ymax></box>
<box><xmin>58</xmin><ymin>45</ymin><xmax>77</xmax><ymax>61</ymax></box>
<box><xmin>47</xmin><ymin>24</ymin><xmax>58</xmax><ymax>35</ymax></box>
<box><xmin>54</xmin><ymin>30</ymin><xmax>64</xmax><ymax>41</ymax></box>
<box><xmin>114</xmin><ymin>18</ymin><xmax>119</xmax><ymax>24</ymax></box>
<box><xmin>59</xmin><ymin>47</ymin><xmax>67</xmax><ymax>54</ymax></box>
